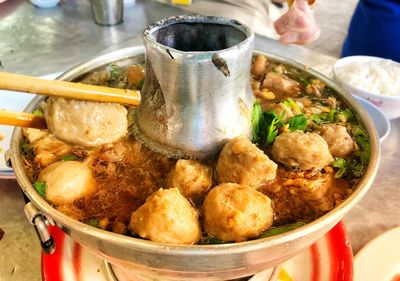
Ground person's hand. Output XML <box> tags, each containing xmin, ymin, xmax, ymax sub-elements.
<box><xmin>274</xmin><ymin>0</ymin><xmax>320</xmax><ymax>45</ymax></box>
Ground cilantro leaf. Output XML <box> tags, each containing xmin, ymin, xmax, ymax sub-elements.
<box><xmin>85</xmin><ymin>218</ymin><xmax>100</xmax><ymax>228</ymax></box>
<box><xmin>263</xmin><ymin>111</ymin><xmax>283</xmax><ymax>145</ymax></box>
<box><xmin>288</xmin><ymin>114</ymin><xmax>307</xmax><ymax>131</ymax></box>
<box><xmin>110</xmin><ymin>64</ymin><xmax>121</xmax><ymax>80</ymax></box>
<box><xmin>32</xmin><ymin>108</ymin><xmax>44</xmax><ymax>117</ymax></box>
<box><xmin>60</xmin><ymin>154</ymin><xmax>77</xmax><ymax>161</ymax></box>
<box><xmin>21</xmin><ymin>139</ymin><xmax>33</xmax><ymax>156</ymax></box>
<box><xmin>332</xmin><ymin>158</ymin><xmax>349</xmax><ymax>178</ymax></box>
<box><xmin>352</xmin><ymin>125</ymin><xmax>370</xmax><ymax>166</ymax></box>
<box><xmin>33</xmin><ymin>181</ymin><xmax>46</xmax><ymax>198</ymax></box>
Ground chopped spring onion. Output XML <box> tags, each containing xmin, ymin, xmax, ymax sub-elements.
<box><xmin>259</xmin><ymin>222</ymin><xmax>306</xmax><ymax>238</ymax></box>
<box><xmin>33</xmin><ymin>181</ymin><xmax>46</xmax><ymax>199</ymax></box>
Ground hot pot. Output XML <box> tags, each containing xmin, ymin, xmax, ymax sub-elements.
<box><xmin>8</xmin><ymin>45</ymin><xmax>380</xmax><ymax>280</ymax></box>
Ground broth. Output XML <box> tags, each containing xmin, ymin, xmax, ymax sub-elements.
<box><xmin>21</xmin><ymin>54</ymin><xmax>370</xmax><ymax>244</ymax></box>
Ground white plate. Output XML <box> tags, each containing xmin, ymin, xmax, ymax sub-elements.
<box><xmin>0</xmin><ymin>73</ymin><xmax>61</xmax><ymax>178</ymax></box>
<box><xmin>354</xmin><ymin>226</ymin><xmax>400</xmax><ymax>281</ymax></box>
<box><xmin>354</xmin><ymin>95</ymin><xmax>391</xmax><ymax>143</ymax></box>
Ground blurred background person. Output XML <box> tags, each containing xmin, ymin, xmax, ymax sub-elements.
<box><xmin>342</xmin><ymin>0</ymin><xmax>400</xmax><ymax>62</ymax></box>
<box><xmin>177</xmin><ymin>0</ymin><xmax>320</xmax><ymax>45</ymax></box>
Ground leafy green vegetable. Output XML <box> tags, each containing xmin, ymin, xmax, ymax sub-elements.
<box><xmin>60</xmin><ymin>154</ymin><xmax>78</xmax><ymax>161</ymax></box>
<box><xmin>352</xmin><ymin>125</ymin><xmax>371</xmax><ymax>166</ymax></box>
<box><xmin>297</xmin><ymin>75</ymin><xmax>311</xmax><ymax>86</ymax></box>
<box><xmin>332</xmin><ymin>158</ymin><xmax>349</xmax><ymax>178</ymax></box>
<box><xmin>263</xmin><ymin>111</ymin><xmax>284</xmax><ymax>145</ymax></box>
<box><xmin>328</xmin><ymin>109</ymin><xmax>337</xmax><ymax>122</ymax></box>
<box><xmin>308</xmin><ymin>109</ymin><xmax>339</xmax><ymax>125</ymax></box>
<box><xmin>32</xmin><ymin>108</ymin><xmax>44</xmax><ymax>116</ymax></box>
<box><xmin>33</xmin><ymin>181</ymin><xmax>46</xmax><ymax>198</ymax></box>
<box><xmin>252</xmin><ymin>105</ymin><xmax>285</xmax><ymax>145</ymax></box>
<box><xmin>251</xmin><ymin>102</ymin><xmax>264</xmax><ymax>143</ymax></box>
<box><xmin>349</xmin><ymin>160</ymin><xmax>364</xmax><ymax>178</ymax></box>
<box><xmin>332</xmin><ymin>126</ymin><xmax>370</xmax><ymax>179</ymax></box>
<box><xmin>85</xmin><ymin>218</ymin><xmax>100</xmax><ymax>228</ymax></box>
<box><xmin>258</xmin><ymin>222</ymin><xmax>306</xmax><ymax>238</ymax></box>
<box><xmin>137</xmin><ymin>78</ymin><xmax>145</xmax><ymax>90</ymax></box>
<box><xmin>288</xmin><ymin>114</ymin><xmax>307</xmax><ymax>131</ymax></box>
<box><xmin>110</xmin><ymin>64</ymin><xmax>121</xmax><ymax>80</ymax></box>
<box><xmin>309</xmin><ymin>113</ymin><xmax>323</xmax><ymax>125</ymax></box>
<box><xmin>340</xmin><ymin>108</ymin><xmax>354</xmax><ymax>122</ymax></box>
<box><xmin>21</xmin><ymin>139</ymin><xmax>33</xmax><ymax>156</ymax></box>
<box><xmin>201</xmin><ymin>236</ymin><xmax>226</xmax><ymax>244</ymax></box>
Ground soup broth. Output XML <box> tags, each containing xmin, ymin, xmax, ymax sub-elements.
<box><xmin>21</xmin><ymin>54</ymin><xmax>370</xmax><ymax>244</ymax></box>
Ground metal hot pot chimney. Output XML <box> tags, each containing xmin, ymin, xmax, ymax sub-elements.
<box><xmin>134</xmin><ymin>15</ymin><xmax>255</xmax><ymax>159</ymax></box>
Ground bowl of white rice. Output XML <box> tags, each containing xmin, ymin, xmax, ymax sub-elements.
<box><xmin>333</xmin><ymin>55</ymin><xmax>400</xmax><ymax>120</ymax></box>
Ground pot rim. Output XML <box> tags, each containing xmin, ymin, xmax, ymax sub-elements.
<box><xmin>143</xmin><ymin>15</ymin><xmax>255</xmax><ymax>57</ymax></box>
<box><xmin>10</xmin><ymin>46</ymin><xmax>380</xmax><ymax>256</ymax></box>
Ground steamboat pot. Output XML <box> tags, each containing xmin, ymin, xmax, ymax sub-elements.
<box><xmin>8</xmin><ymin>45</ymin><xmax>380</xmax><ymax>280</ymax></box>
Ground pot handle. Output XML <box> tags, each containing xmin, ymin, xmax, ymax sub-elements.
<box><xmin>24</xmin><ymin>202</ymin><xmax>56</xmax><ymax>254</ymax></box>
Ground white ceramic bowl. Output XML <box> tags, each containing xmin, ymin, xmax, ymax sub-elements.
<box><xmin>354</xmin><ymin>96</ymin><xmax>391</xmax><ymax>143</ymax></box>
<box><xmin>333</xmin><ymin>56</ymin><xmax>400</xmax><ymax>120</ymax></box>
<box><xmin>30</xmin><ymin>0</ymin><xmax>60</xmax><ymax>8</ymax></box>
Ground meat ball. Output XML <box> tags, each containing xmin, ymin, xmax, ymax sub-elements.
<box><xmin>203</xmin><ymin>183</ymin><xmax>274</xmax><ymax>241</ymax></box>
<box><xmin>167</xmin><ymin>159</ymin><xmax>213</xmax><ymax>201</ymax></box>
<box><xmin>251</xmin><ymin>55</ymin><xmax>267</xmax><ymax>77</ymax></box>
<box><xmin>263</xmin><ymin>72</ymin><xmax>300</xmax><ymax>97</ymax></box>
<box><xmin>44</xmin><ymin>97</ymin><xmax>128</xmax><ymax>147</ymax></box>
<box><xmin>38</xmin><ymin>161</ymin><xmax>96</xmax><ymax>205</ymax></box>
<box><xmin>272</xmin><ymin>131</ymin><xmax>333</xmax><ymax>170</ymax></box>
<box><xmin>321</xmin><ymin>124</ymin><xmax>354</xmax><ymax>157</ymax></box>
<box><xmin>216</xmin><ymin>137</ymin><xmax>277</xmax><ymax>188</ymax></box>
<box><xmin>129</xmin><ymin>188</ymin><xmax>201</xmax><ymax>245</ymax></box>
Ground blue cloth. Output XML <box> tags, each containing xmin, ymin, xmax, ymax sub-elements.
<box><xmin>341</xmin><ymin>0</ymin><xmax>400</xmax><ymax>62</ymax></box>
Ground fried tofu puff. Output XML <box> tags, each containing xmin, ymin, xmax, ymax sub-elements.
<box><xmin>44</xmin><ymin>97</ymin><xmax>128</xmax><ymax>147</ymax></box>
<box><xmin>272</xmin><ymin>131</ymin><xmax>334</xmax><ymax>170</ymax></box>
<box><xmin>203</xmin><ymin>183</ymin><xmax>274</xmax><ymax>242</ymax></box>
<box><xmin>38</xmin><ymin>161</ymin><xmax>96</xmax><ymax>205</ymax></box>
<box><xmin>129</xmin><ymin>188</ymin><xmax>201</xmax><ymax>245</ymax></box>
<box><xmin>216</xmin><ymin>137</ymin><xmax>277</xmax><ymax>188</ymax></box>
<box><xmin>167</xmin><ymin>159</ymin><xmax>213</xmax><ymax>201</ymax></box>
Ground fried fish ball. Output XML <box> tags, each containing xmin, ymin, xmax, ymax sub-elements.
<box><xmin>44</xmin><ymin>97</ymin><xmax>128</xmax><ymax>147</ymax></box>
<box><xmin>216</xmin><ymin>136</ymin><xmax>277</xmax><ymax>188</ymax></box>
<box><xmin>203</xmin><ymin>183</ymin><xmax>274</xmax><ymax>242</ymax></box>
<box><xmin>321</xmin><ymin>124</ymin><xmax>354</xmax><ymax>158</ymax></box>
<box><xmin>167</xmin><ymin>159</ymin><xmax>213</xmax><ymax>201</ymax></box>
<box><xmin>38</xmin><ymin>161</ymin><xmax>96</xmax><ymax>205</ymax></box>
<box><xmin>272</xmin><ymin>131</ymin><xmax>333</xmax><ymax>170</ymax></box>
<box><xmin>129</xmin><ymin>188</ymin><xmax>201</xmax><ymax>245</ymax></box>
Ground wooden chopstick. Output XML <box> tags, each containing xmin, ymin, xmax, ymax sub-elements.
<box><xmin>0</xmin><ymin>110</ymin><xmax>47</xmax><ymax>129</ymax></box>
<box><xmin>0</xmin><ymin>72</ymin><xmax>141</xmax><ymax>106</ymax></box>
<box><xmin>287</xmin><ymin>0</ymin><xmax>316</xmax><ymax>8</ymax></box>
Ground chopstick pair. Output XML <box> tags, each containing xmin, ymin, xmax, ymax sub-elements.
<box><xmin>0</xmin><ymin>72</ymin><xmax>141</xmax><ymax>129</ymax></box>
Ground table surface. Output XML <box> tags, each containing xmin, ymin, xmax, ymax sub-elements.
<box><xmin>1</xmin><ymin>1</ymin><xmax>399</xmax><ymax>280</ymax></box>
